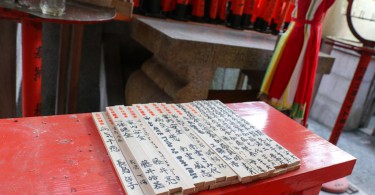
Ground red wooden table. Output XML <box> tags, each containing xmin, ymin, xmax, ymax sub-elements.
<box><xmin>0</xmin><ymin>102</ymin><xmax>356</xmax><ymax>194</ymax></box>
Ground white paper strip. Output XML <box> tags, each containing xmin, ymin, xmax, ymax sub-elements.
<box><xmin>133</xmin><ymin>104</ymin><xmax>215</xmax><ymax>188</ymax></box>
<box><xmin>115</xmin><ymin>105</ymin><xmax>196</xmax><ymax>195</ymax></box>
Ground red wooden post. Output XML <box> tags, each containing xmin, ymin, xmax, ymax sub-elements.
<box><xmin>329</xmin><ymin>51</ymin><xmax>372</xmax><ymax>144</ymax></box>
<box><xmin>22</xmin><ymin>20</ymin><xmax>42</xmax><ymax>117</ymax></box>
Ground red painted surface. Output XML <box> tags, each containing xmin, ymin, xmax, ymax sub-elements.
<box><xmin>275</xmin><ymin>0</ymin><xmax>292</xmax><ymax>31</ymax></box>
<box><xmin>271</xmin><ymin>0</ymin><xmax>282</xmax><ymax>22</ymax></box>
<box><xmin>209</xmin><ymin>0</ymin><xmax>219</xmax><ymax>20</ymax></box>
<box><xmin>192</xmin><ymin>0</ymin><xmax>205</xmax><ymax>17</ymax></box>
<box><xmin>218</xmin><ymin>0</ymin><xmax>228</xmax><ymax>21</ymax></box>
<box><xmin>230</xmin><ymin>0</ymin><xmax>245</xmax><ymax>15</ymax></box>
<box><xmin>22</xmin><ymin>20</ymin><xmax>42</xmax><ymax>117</ymax></box>
<box><xmin>259</xmin><ymin>0</ymin><xmax>276</xmax><ymax>23</ymax></box>
<box><xmin>0</xmin><ymin>102</ymin><xmax>356</xmax><ymax>194</ymax></box>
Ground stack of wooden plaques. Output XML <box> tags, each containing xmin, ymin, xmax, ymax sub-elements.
<box><xmin>92</xmin><ymin>100</ymin><xmax>300</xmax><ymax>195</ymax></box>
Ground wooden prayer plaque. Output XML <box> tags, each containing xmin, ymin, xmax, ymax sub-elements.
<box><xmin>92</xmin><ymin>100</ymin><xmax>301</xmax><ymax>194</ymax></box>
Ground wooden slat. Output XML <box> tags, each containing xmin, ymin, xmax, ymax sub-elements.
<box><xmin>192</xmin><ymin>101</ymin><xmax>301</xmax><ymax>171</ymax></box>
<box><xmin>173</xmin><ymin>103</ymin><xmax>260</xmax><ymax>183</ymax></box>
<box><xmin>0</xmin><ymin>20</ymin><xmax>17</xmax><ymax>118</ymax></box>
<box><xmin>93</xmin><ymin>100</ymin><xmax>302</xmax><ymax>192</ymax></box>
<box><xmin>56</xmin><ymin>24</ymin><xmax>72</xmax><ymax>114</ymax></box>
<box><xmin>92</xmin><ymin>112</ymin><xmax>145</xmax><ymax>195</ymax></box>
<box><xmin>102</xmin><ymin>112</ymin><xmax>155</xmax><ymax>195</ymax></box>
<box><xmin>106</xmin><ymin>107</ymin><xmax>170</xmax><ymax>195</ymax></box>
<box><xmin>149</xmin><ymin>103</ymin><xmax>227</xmax><ymax>184</ymax></box>
<box><xmin>114</xmin><ymin>106</ymin><xmax>182</xmax><ymax>194</ymax></box>
<box><xmin>204</xmin><ymin>101</ymin><xmax>297</xmax><ymax>165</ymax></box>
<box><xmin>164</xmin><ymin>103</ymin><xmax>238</xmax><ymax>182</ymax></box>
<box><xmin>116</xmin><ymin>105</ymin><xmax>196</xmax><ymax>195</ymax></box>
<box><xmin>202</xmin><ymin>101</ymin><xmax>301</xmax><ymax>166</ymax></box>
<box><xmin>67</xmin><ymin>25</ymin><xmax>84</xmax><ymax>114</ymax></box>
<box><xmin>133</xmin><ymin>104</ymin><xmax>211</xmax><ymax>188</ymax></box>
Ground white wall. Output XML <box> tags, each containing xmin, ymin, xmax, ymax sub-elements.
<box><xmin>322</xmin><ymin>0</ymin><xmax>375</xmax><ymax>42</ymax></box>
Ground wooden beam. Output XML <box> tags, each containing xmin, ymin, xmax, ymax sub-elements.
<box><xmin>67</xmin><ymin>24</ymin><xmax>84</xmax><ymax>114</ymax></box>
<box><xmin>0</xmin><ymin>20</ymin><xmax>17</xmax><ymax>118</ymax></box>
<box><xmin>56</xmin><ymin>24</ymin><xmax>72</xmax><ymax>114</ymax></box>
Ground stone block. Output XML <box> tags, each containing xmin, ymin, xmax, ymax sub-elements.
<box><xmin>141</xmin><ymin>57</ymin><xmax>187</xmax><ymax>99</ymax></box>
<box><xmin>346</xmin><ymin>105</ymin><xmax>364</xmax><ymax>131</ymax></box>
<box><xmin>317</xmin><ymin>74</ymin><xmax>338</xmax><ymax>98</ymax></box>
<box><xmin>331</xmin><ymin>77</ymin><xmax>351</xmax><ymax>104</ymax></box>
<box><xmin>354</xmin><ymin>81</ymin><xmax>370</xmax><ymax>108</ymax></box>
<box><xmin>317</xmin><ymin>73</ymin><xmax>352</xmax><ymax>105</ymax></box>
<box><xmin>330</xmin><ymin>49</ymin><xmax>359</xmax><ymax>80</ymax></box>
<box><xmin>311</xmin><ymin>94</ymin><xmax>341</xmax><ymax>128</ymax></box>
<box><xmin>128</xmin><ymin>17</ymin><xmax>335</xmax><ymax>105</ymax></box>
<box><xmin>363</xmin><ymin>60</ymin><xmax>375</xmax><ymax>82</ymax></box>
<box><xmin>125</xmin><ymin>70</ymin><xmax>172</xmax><ymax>105</ymax></box>
<box><xmin>132</xmin><ymin>17</ymin><xmax>334</xmax><ymax>73</ymax></box>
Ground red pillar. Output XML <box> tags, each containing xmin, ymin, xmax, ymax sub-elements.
<box><xmin>22</xmin><ymin>20</ymin><xmax>42</xmax><ymax>117</ymax></box>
